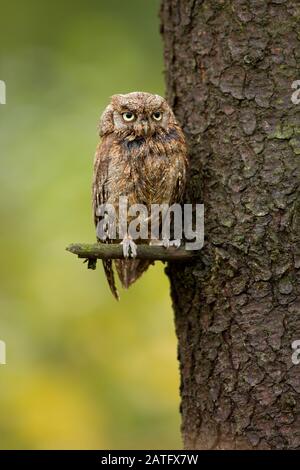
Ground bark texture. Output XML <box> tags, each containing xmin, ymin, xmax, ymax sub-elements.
<box><xmin>161</xmin><ymin>0</ymin><xmax>300</xmax><ymax>450</ymax></box>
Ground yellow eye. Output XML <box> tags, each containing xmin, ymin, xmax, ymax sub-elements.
<box><xmin>152</xmin><ymin>111</ymin><xmax>162</xmax><ymax>121</ymax></box>
<box><xmin>122</xmin><ymin>112</ymin><xmax>135</xmax><ymax>122</ymax></box>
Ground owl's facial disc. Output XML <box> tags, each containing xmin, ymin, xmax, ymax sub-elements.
<box><xmin>133</xmin><ymin>111</ymin><xmax>164</xmax><ymax>136</ymax></box>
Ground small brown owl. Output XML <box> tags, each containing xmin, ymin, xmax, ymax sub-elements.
<box><xmin>92</xmin><ymin>92</ymin><xmax>187</xmax><ymax>299</ymax></box>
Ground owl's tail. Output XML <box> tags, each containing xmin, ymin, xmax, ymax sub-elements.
<box><xmin>102</xmin><ymin>259</ymin><xmax>119</xmax><ymax>300</ymax></box>
<box><xmin>114</xmin><ymin>259</ymin><xmax>151</xmax><ymax>289</ymax></box>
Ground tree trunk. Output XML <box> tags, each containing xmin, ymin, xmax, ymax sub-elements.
<box><xmin>160</xmin><ymin>0</ymin><xmax>300</xmax><ymax>450</ymax></box>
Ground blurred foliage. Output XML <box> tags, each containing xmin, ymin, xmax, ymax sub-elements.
<box><xmin>0</xmin><ymin>0</ymin><xmax>181</xmax><ymax>449</ymax></box>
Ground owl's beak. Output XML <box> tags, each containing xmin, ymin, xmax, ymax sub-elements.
<box><xmin>140</xmin><ymin>119</ymin><xmax>150</xmax><ymax>136</ymax></box>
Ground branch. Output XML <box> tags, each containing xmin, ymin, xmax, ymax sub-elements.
<box><xmin>66</xmin><ymin>242</ymin><xmax>200</xmax><ymax>263</ymax></box>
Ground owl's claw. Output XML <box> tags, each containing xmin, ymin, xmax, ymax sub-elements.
<box><xmin>162</xmin><ymin>238</ymin><xmax>181</xmax><ymax>248</ymax></box>
<box><xmin>121</xmin><ymin>236</ymin><xmax>137</xmax><ymax>258</ymax></box>
<box><xmin>150</xmin><ymin>239</ymin><xmax>182</xmax><ymax>249</ymax></box>
<box><xmin>169</xmin><ymin>239</ymin><xmax>182</xmax><ymax>248</ymax></box>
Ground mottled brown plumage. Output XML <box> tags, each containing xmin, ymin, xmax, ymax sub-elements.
<box><xmin>92</xmin><ymin>92</ymin><xmax>187</xmax><ymax>299</ymax></box>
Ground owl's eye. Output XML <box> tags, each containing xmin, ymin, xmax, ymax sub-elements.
<box><xmin>122</xmin><ymin>112</ymin><xmax>135</xmax><ymax>122</ymax></box>
<box><xmin>152</xmin><ymin>111</ymin><xmax>163</xmax><ymax>121</ymax></box>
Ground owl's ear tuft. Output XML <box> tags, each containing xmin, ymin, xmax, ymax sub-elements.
<box><xmin>98</xmin><ymin>104</ymin><xmax>114</xmax><ymax>137</ymax></box>
<box><xmin>110</xmin><ymin>93</ymin><xmax>127</xmax><ymax>104</ymax></box>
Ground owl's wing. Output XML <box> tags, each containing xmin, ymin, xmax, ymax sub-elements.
<box><xmin>92</xmin><ymin>137</ymin><xmax>111</xmax><ymax>226</ymax></box>
<box><xmin>163</xmin><ymin>143</ymin><xmax>188</xmax><ymax>242</ymax></box>
<box><xmin>169</xmin><ymin>131</ymin><xmax>188</xmax><ymax>205</ymax></box>
<box><xmin>170</xmin><ymin>157</ymin><xmax>187</xmax><ymax>205</ymax></box>
<box><xmin>92</xmin><ymin>136</ymin><xmax>119</xmax><ymax>300</ymax></box>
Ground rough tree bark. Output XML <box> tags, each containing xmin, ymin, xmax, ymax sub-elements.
<box><xmin>161</xmin><ymin>0</ymin><xmax>300</xmax><ymax>450</ymax></box>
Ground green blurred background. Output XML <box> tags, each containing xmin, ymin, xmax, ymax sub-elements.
<box><xmin>0</xmin><ymin>0</ymin><xmax>181</xmax><ymax>449</ymax></box>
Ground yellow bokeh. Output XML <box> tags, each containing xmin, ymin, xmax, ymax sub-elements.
<box><xmin>0</xmin><ymin>0</ymin><xmax>181</xmax><ymax>449</ymax></box>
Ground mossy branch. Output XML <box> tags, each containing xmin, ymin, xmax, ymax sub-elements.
<box><xmin>66</xmin><ymin>242</ymin><xmax>200</xmax><ymax>265</ymax></box>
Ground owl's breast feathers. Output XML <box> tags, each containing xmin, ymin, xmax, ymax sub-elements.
<box><xmin>122</xmin><ymin>125</ymin><xmax>187</xmax><ymax>206</ymax></box>
<box><xmin>93</xmin><ymin>124</ymin><xmax>187</xmax><ymax>217</ymax></box>
<box><xmin>93</xmin><ymin>126</ymin><xmax>187</xmax><ymax>217</ymax></box>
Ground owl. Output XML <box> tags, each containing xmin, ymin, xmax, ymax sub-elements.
<box><xmin>92</xmin><ymin>92</ymin><xmax>187</xmax><ymax>299</ymax></box>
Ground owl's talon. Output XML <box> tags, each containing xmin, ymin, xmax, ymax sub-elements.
<box><xmin>121</xmin><ymin>236</ymin><xmax>137</xmax><ymax>258</ymax></box>
<box><xmin>150</xmin><ymin>239</ymin><xmax>182</xmax><ymax>249</ymax></box>
<box><xmin>162</xmin><ymin>239</ymin><xmax>182</xmax><ymax>248</ymax></box>
<box><xmin>169</xmin><ymin>239</ymin><xmax>182</xmax><ymax>248</ymax></box>
<box><xmin>162</xmin><ymin>239</ymin><xmax>170</xmax><ymax>248</ymax></box>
